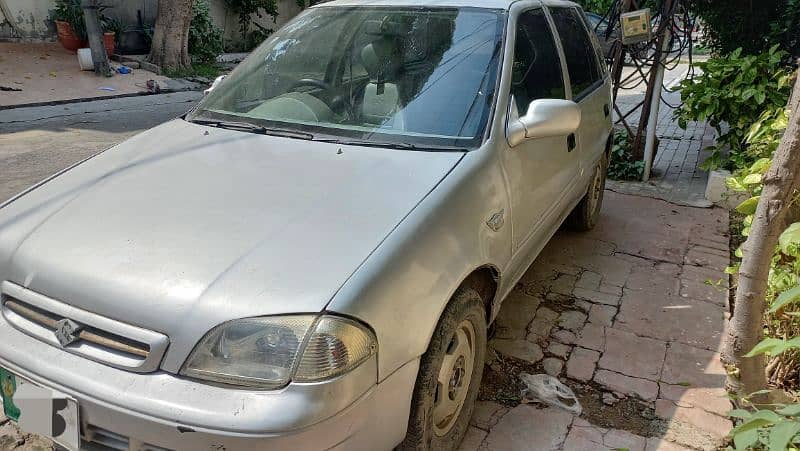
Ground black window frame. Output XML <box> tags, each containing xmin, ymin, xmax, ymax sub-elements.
<box><xmin>547</xmin><ymin>6</ymin><xmax>606</xmax><ymax>102</ymax></box>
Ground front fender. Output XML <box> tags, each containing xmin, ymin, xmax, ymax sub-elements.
<box><xmin>326</xmin><ymin>145</ymin><xmax>512</xmax><ymax>380</ymax></box>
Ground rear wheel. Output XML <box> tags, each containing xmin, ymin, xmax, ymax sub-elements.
<box><xmin>399</xmin><ymin>288</ymin><xmax>487</xmax><ymax>450</ymax></box>
<box><xmin>566</xmin><ymin>152</ymin><xmax>607</xmax><ymax>231</ymax></box>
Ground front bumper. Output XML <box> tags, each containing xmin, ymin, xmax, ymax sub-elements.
<box><xmin>0</xmin><ymin>316</ymin><xmax>418</xmax><ymax>450</ymax></box>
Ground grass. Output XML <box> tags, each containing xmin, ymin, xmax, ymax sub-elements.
<box><xmin>163</xmin><ymin>62</ymin><xmax>222</xmax><ymax>79</ymax></box>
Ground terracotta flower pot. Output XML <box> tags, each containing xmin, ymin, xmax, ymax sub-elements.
<box><xmin>55</xmin><ymin>20</ymin><xmax>86</xmax><ymax>53</ymax></box>
<box><xmin>103</xmin><ymin>32</ymin><xmax>116</xmax><ymax>57</ymax></box>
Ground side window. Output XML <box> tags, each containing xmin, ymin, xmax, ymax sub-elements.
<box><xmin>511</xmin><ymin>9</ymin><xmax>566</xmax><ymax>116</ymax></box>
<box><xmin>549</xmin><ymin>7</ymin><xmax>603</xmax><ymax>99</ymax></box>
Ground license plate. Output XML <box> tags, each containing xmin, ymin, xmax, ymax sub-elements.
<box><xmin>0</xmin><ymin>367</ymin><xmax>80</xmax><ymax>451</ymax></box>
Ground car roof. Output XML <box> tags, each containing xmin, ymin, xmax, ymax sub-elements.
<box><xmin>314</xmin><ymin>0</ymin><xmax>580</xmax><ymax>12</ymax></box>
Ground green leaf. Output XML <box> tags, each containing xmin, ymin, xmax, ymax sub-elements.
<box><xmin>779</xmin><ymin>223</ymin><xmax>800</xmax><ymax>255</ymax></box>
<box><xmin>729</xmin><ymin>409</ymin><xmax>754</xmax><ymax>419</ymax></box>
<box><xmin>733</xmin><ymin>427</ymin><xmax>759</xmax><ymax>451</ymax></box>
<box><xmin>736</xmin><ymin>197</ymin><xmax>760</xmax><ymax>215</ymax></box>
<box><xmin>746</xmin><ymin>338</ymin><xmax>800</xmax><ymax>357</ymax></box>
<box><xmin>769</xmin><ymin>285</ymin><xmax>800</xmax><ymax>313</ymax></box>
<box><xmin>777</xmin><ymin>404</ymin><xmax>800</xmax><ymax>416</ymax></box>
<box><xmin>743</xmin><ymin>173</ymin><xmax>763</xmax><ymax>185</ymax></box>
<box><xmin>768</xmin><ymin>420</ymin><xmax>800</xmax><ymax>451</ymax></box>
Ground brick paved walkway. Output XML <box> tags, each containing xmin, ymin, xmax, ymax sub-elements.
<box><xmin>466</xmin><ymin>191</ymin><xmax>731</xmax><ymax>451</ymax></box>
<box><xmin>609</xmin><ymin>83</ymin><xmax>716</xmax><ymax>208</ymax></box>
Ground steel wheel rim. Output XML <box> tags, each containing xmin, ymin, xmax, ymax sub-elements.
<box><xmin>432</xmin><ymin>319</ymin><xmax>476</xmax><ymax>437</ymax></box>
<box><xmin>587</xmin><ymin>162</ymin><xmax>604</xmax><ymax>215</ymax></box>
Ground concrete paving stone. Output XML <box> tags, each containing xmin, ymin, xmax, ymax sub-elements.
<box><xmin>575</xmin><ymin>323</ymin><xmax>605</xmax><ymax>351</ymax></box>
<box><xmin>527</xmin><ymin>306</ymin><xmax>560</xmax><ymax>340</ymax></box>
<box><xmin>562</xmin><ymin>423</ymin><xmax>606</xmax><ymax>450</ymax></box>
<box><xmin>490</xmin><ymin>339</ymin><xmax>544</xmax><ymax>363</ymax></box>
<box><xmin>690</xmin><ymin>245</ymin><xmax>729</xmax><ymax>258</ymax></box>
<box><xmin>566</xmin><ymin>347</ymin><xmax>600</xmax><ymax>382</ymax></box>
<box><xmin>684</xmin><ymin>249</ymin><xmax>729</xmax><ymax>272</ymax></box>
<box><xmin>575</xmin><ymin>254</ymin><xmax>633</xmax><ymax>287</ymax></box>
<box><xmin>659</xmin><ymin>342</ymin><xmax>730</xmax><ymax>415</ymax></box>
<box><xmin>547</xmin><ymin>341</ymin><xmax>571</xmax><ymax>358</ymax></box>
<box><xmin>575</xmin><ymin>299</ymin><xmax>594</xmax><ymax>312</ymax></box>
<box><xmin>470</xmin><ymin>401</ymin><xmax>509</xmax><ymax>430</ymax></box>
<box><xmin>655</xmin><ymin>399</ymin><xmax>732</xmax><ymax>440</ymax></box>
<box><xmin>552</xmin><ymin>328</ymin><xmax>576</xmax><ymax>344</ymax></box>
<box><xmin>576</xmin><ymin>271</ymin><xmax>603</xmax><ymax>290</ymax></box>
<box><xmin>482</xmin><ymin>405</ymin><xmax>573</xmax><ymax>451</ymax></box>
<box><xmin>599</xmin><ymin>328</ymin><xmax>666</xmax><ymax>381</ymax></box>
<box><xmin>689</xmin><ymin>235</ymin><xmax>728</xmax><ymax>252</ymax></box>
<box><xmin>551</xmin><ymin>273</ymin><xmax>578</xmax><ymax>296</ymax></box>
<box><xmin>597</xmin><ymin>283</ymin><xmax>623</xmax><ymax>296</ymax></box>
<box><xmin>625</xmin><ymin>266</ymin><xmax>681</xmax><ymax>296</ymax></box>
<box><xmin>604</xmin><ymin>429</ymin><xmax>647</xmax><ymax>451</ymax></box>
<box><xmin>573</xmin><ymin>288</ymin><xmax>621</xmax><ymax>306</ymax></box>
<box><xmin>680</xmin><ymin>265</ymin><xmax>728</xmax><ymax>286</ymax></box>
<box><xmin>615</xmin><ymin>291</ymin><xmax>724</xmax><ymax>351</ymax></box>
<box><xmin>543</xmin><ymin>357</ymin><xmax>564</xmax><ymax>376</ymax></box>
<box><xmin>679</xmin><ymin>279</ymin><xmax>728</xmax><ymax>307</ymax></box>
<box><xmin>645</xmin><ymin>438</ymin><xmax>694</xmax><ymax>451</ymax></box>
<box><xmin>559</xmin><ymin>310</ymin><xmax>588</xmax><ymax>331</ymax></box>
<box><xmin>493</xmin><ymin>290</ymin><xmax>543</xmax><ymax>339</ymax></box>
<box><xmin>588</xmin><ymin>304</ymin><xmax>617</xmax><ymax>326</ymax></box>
<box><xmin>594</xmin><ymin>370</ymin><xmax>659</xmax><ymax>401</ymax></box>
<box><xmin>458</xmin><ymin>426</ymin><xmax>487</xmax><ymax>451</ymax></box>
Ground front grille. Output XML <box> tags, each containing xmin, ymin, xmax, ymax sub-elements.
<box><xmin>4</xmin><ymin>298</ymin><xmax>150</xmax><ymax>358</ymax></box>
<box><xmin>84</xmin><ymin>425</ymin><xmax>173</xmax><ymax>451</ymax></box>
<box><xmin>1</xmin><ymin>281</ymin><xmax>169</xmax><ymax>373</ymax></box>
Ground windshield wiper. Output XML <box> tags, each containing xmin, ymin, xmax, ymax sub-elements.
<box><xmin>313</xmin><ymin>137</ymin><xmax>468</xmax><ymax>152</ymax></box>
<box><xmin>188</xmin><ymin>118</ymin><xmax>314</xmax><ymax>140</ymax></box>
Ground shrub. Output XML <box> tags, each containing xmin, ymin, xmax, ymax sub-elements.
<box><xmin>674</xmin><ymin>46</ymin><xmax>792</xmax><ymax>171</ymax></box>
<box><xmin>607</xmin><ymin>131</ymin><xmax>644</xmax><ymax>180</ymax></box>
<box><xmin>189</xmin><ymin>0</ymin><xmax>224</xmax><ymax>64</ymax></box>
<box><xmin>691</xmin><ymin>0</ymin><xmax>800</xmax><ymax>57</ymax></box>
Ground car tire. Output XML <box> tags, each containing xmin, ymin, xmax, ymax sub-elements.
<box><xmin>399</xmin><ymin>287</ymin><xmax>487</xmax><ymax>451</ymax></box>
<box><xmin>566</xmin><ymin>152</ymin><xmax>607</xmax><ymax>231</ymax></box>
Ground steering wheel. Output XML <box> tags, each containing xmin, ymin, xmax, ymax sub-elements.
<box><xmin>290</xmin><ymin>78</ymin><xmax>331</xmax><ymax>91</ymax></box>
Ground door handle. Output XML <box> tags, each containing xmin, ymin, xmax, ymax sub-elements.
<box><xmin>567</xmin><ymin>133</ymin><xmax>576</xmax><ymax>152</ymax></box>
<box><xmin>603</xmin><ymin>104</ymin><xmax>610</xmax><ymax>117</ymax></box>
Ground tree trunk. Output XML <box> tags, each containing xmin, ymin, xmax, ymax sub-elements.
<box><xmin>81</xmin><ymin>0</ymin><xmax>111</xmax><ymax>77</ymax></box>
<box><xmin>147</xmin><ymin>0</ymin><xmax>195</xmax><ymax>73</ymax></box>
<box><xmin>721</xmin><ymin>72</ymin><xmax>800</xmax><ymax>399</ymax></box>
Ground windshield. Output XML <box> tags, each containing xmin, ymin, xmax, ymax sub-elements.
<box><xmin>188</xmin><ymin>6</ymin><xmax>505</xmax><ymax>149</ymax></box>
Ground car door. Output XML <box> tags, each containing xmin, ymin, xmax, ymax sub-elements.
<box><xmin>547</xmin><ymin>6</ymin><xmax>611</xmax><ymax>187</ymax></box>
<box><xmin>502</xmin><ymin>7</ymin><xmax>580</xmax><ymax>252</ymax></box>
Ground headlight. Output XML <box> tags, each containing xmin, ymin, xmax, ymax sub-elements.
<box><xmin>181</xmin><ymin>315</ymin><xmax>377</xmax><ymax>389</ymax></box>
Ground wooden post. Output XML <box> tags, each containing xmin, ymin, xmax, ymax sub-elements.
<box><xmin>81</xmin><ymin>0</ymin><xmax>112</xmax><ymax>77</ymax></box>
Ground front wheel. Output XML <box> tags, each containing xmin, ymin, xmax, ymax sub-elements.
<box><xmin>399</xmin><ymin>288</ymin><xmax>487</xmax><ymax>450</ymax></box>
<box><xmin>566</xmin><ymin>152</ymin><xmax>607</xmax><ymax>231</ymax></box>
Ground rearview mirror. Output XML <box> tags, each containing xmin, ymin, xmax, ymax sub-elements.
<box><xmin>507</xmin><ymin>99</ymin><xmax>581</xmax><ymax>147</ymax></box>
<box><xmin>204</xmin><ymin>75</ymin><xmax>227</xmax><ymax>96</ymax></box>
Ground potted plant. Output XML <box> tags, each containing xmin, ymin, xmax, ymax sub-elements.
<box><xmin>53</xmin><ymin>0</ymin><xmax>117</xmax><ymax>56</ymax></box>
<box><xmin>53</xmin><ymin>0</ymin><xmax>86</xmax><ymax>53</ymax></box>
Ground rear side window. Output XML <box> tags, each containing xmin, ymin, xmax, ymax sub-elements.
<box><xmin>511</xmin><ymin>9</ymin><xmax>566</xmax><ymax>115</ymax></box>
<box><xmin>549</xmin><ymin>7</ymin><xmax>603</xmax><ymax>99</ymax></box>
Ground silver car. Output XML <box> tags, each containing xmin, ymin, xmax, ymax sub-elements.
<box><xmin>0</xmin><ymin>0</ymin><xmax>611</xmax><ymax>449</ymax></box>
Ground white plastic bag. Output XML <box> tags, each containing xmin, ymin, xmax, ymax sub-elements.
<box><xmin>519</xmin><ymin>373</ymin><xmax>582</xmax><ymax>415</ymax></box>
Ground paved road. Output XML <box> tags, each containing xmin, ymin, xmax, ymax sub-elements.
<box><xmin>0</xmin><ymin>91</ymin><xmax>202</xmax><ymax>203</ymax></box>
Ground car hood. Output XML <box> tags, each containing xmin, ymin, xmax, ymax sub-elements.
<box><xmin>0</xmin><ymin>119</ymin><xmax>463</xmax><ymax>369</ymax></box>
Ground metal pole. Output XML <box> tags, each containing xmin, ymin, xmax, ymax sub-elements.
<box><xmin>642</xmin><ymin>28</ymin><xmax>671</xmax><ymax>182</ymax></box>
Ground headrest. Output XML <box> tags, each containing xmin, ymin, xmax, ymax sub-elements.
<box><xmin>360</xmin><ymin>36</ymin><xmax>402</xmax><ymax>82</ymax></box>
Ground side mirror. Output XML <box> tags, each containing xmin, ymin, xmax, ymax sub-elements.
<box><xmin>203</xmin><ymin>75</ymin><xmax>227</xmax><ymax>96</ymax></box>
<box><xmin>507</xmin><ymin>99</ymin><xmax>581</xmax><ymax>147</ymax></box>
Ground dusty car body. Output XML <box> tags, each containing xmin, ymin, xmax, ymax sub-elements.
<box><xmin>0</xmin><ymin>0</ymin><xmax>611</xmax><ymax>449</ymax></box>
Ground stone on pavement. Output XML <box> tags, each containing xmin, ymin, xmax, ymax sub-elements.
<box><xmin>566</xmin><ymin>347</ymin><xmax>600</xmax><ymax>382</ymax></box>
<box><xmin>527</xmin><ymin>306</ymin><xmax>560</xmax><ymax>340</ymax></box>
<box><xmin>594</xmin><ymin>370</ymin><xmax>659</xmax><ymax>401</ymax></box>
<box><xmin>489</xmin><ymin>339</ymin><xmax>543</xmax><ymax>363</ymax></box>
<box><xmin>559</xmin><ymin>310</ymin><xmax>587</xmax><ymax>331</ymax></box>
<box><xmin>573</xmin><ymin>287</ymin><xmax>621</xmax><ymax>306</ymax></box>
<box><xmin>588</xmin><ymin>304</ymin><xmax>617</xmax><ymax>326</ymax></box>
<box><xmin>542</xmin><ymin>357</ymin><xmax>563</xmax><ymax>376</ymax></box>
<box><xmin>470</xmin><ymin>401</ymin><xmax>509</xmax><ymax>431</ymax></box>
<box><xmin>546</xmin><ymin>341</ymin><xmax>570</xmax><ymax>358</ymax></box>
<box><xmin>493</xmin><ymin>290</ymin><xmax>542</xmax><ymax>339</ymax></box>
<box><xmin>615</xmin><ymin>291</ymin><xmax>724</xmax><ymax>351</ymax></box>
<box><xmin>575</xmin><ymin>323</ymin><xmax>606</xmax><ymax>351</ymax></box>
<box><xmin>655</xmin><ymin>399</ymin><xmax>732</xmax><ymax>441</ymax></box>
<box><xmin>659</xmin><ymin>342</ymin><xmax>730</xmax><ymax>415</ymax></box>
<box><xmin>483</xmin><ymin>406</ymin><xmax>573</xmax><ymax>451</ymax></box>
<box><xmin>599</xmin><ymin>328</ymin><xmax>666</xmax><ymax>381</ymax></box>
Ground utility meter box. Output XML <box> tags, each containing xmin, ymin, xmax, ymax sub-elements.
<box><xmin>620</xmin><ymin>9</ymin><xmax>652</xmax><ymax>45</ymax></box>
